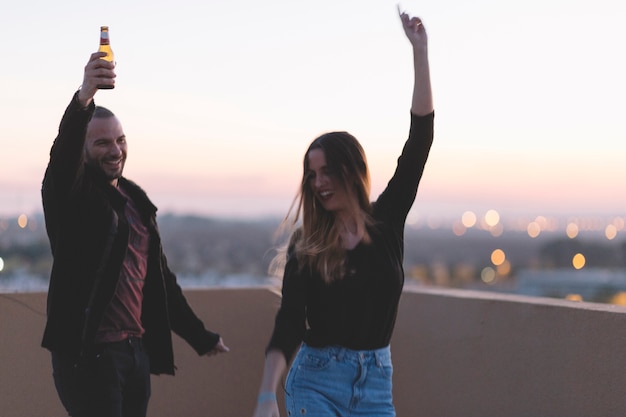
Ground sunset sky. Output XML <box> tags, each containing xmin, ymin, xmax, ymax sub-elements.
<box><xmin>1</xmin><ymin>0</ymin><xmax>624</xmax><ymax>221</ymax></box>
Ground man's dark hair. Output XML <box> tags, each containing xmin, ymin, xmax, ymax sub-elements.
<box><xmin>93</xmin><ymin>106</ymin><xmax>115</xmax><ymax>119</ymax></box>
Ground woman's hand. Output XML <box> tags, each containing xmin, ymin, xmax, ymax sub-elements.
<box><xmin>252</xmin><ymin>397</ymin><xmax>280</xmax><ymax>417</ymax></box>
<box><xmin>398</xmin><ymin>6</ymin><xmax>433</xmax><ymax>115</ymax></box>
<box><xmin>398</xmin><ymin>6</ymin><xmax>428</xmax><ymax>51</ymax></box>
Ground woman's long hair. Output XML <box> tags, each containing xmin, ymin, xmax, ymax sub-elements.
<box><xmin>270</xmin><ymin>131</ymin><xmax>373</xmax><ymax>284</ymax></box>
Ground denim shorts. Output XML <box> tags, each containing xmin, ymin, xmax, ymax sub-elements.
<box><xmin>285</xmin><ymin>343</ymin><xmax>395</xmax><ymax>416</ymax></box>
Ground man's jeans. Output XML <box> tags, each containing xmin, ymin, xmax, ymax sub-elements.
<box><xmin>52</xmin><ymin>337</ymin><xmax>151</xmax><ymax>417</ymax></box>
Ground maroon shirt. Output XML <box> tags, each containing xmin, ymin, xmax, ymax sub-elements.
<box><xmin>95</xmin><ymin>185</ymin><xmax>150</xmax><ymax>344</ymax></box>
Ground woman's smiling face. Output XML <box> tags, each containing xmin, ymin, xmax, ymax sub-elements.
<box><xmin>307</xmin><ymin>148</ymin><xmax>351</xmax><ymax>214</ymax></box>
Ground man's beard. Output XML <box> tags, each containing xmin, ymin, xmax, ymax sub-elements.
<box><xmin>85</xmin><ymin>158</ymin><xmax>124</xmax><ymax>182</ymax></box>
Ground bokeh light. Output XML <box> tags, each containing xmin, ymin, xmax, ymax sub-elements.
<box><xmin>452</xmin><ymin>221</ymin><xmax>466</xmax><ymax>236</ymax></box>
<box><xmin>427</xmin><ymin>216</ymin><xmax>442</xmax><ymax>230</ymax></box>
<box><xmin>491</xmin><ymin>249</ymin><xmax>506</xmax><ymax>266</ymax></box>
<box><xmin>527</xmin><ymin>222</ymin><xmax>541</xmax><ymax>238</ymax></box>
<box><xmin>496</xmin><ymin>260</ymin><xmax>511</xmax><ymax>276</ymax></box>
<box><xmin>572</xmin><ymin>253</ymin><xmax>586</xmax><ymax>270</ymax></box>
<box><xmin>535</xmin><ymin>215</ymin><xmax>548</xmax><ymax>230</ymax></box>
<box><xmin>609</xmin><ymin>292</ymin><xmax>626</xmax><ymax>306</ymax></box>
<box><xmin>28</xmin><ymin>217</ymin><xmax>38</xmax><ymax>231</ymax></box>
<box><xmin>481</xmin><ymin>267</ymin><xmax>496</xmax><ymax>284</ymax></box>
<box><xmin>484</xmin><ymin>209</ymin><xmax>500</xmax><ymax>227</ymax></box>
<box><xmin>0</xmin><ymin>257</ymin><xmax>4</xmax><ymax>272</ymax></box>
<box><xmin>566</xmin><ymin>294</ymin><xmax>583</xmax><ymax>302</ymax></box>
<box><xmin>566</xmin><ymin>223</ymin><xmax>579</xmax><ymax>239</ymax></box>
<box><xmin>461</xmin><ymin>211</ymin><xmax>477</xmax><ymax>228</ymax></box>
<box><xmin>17</xmin><ymin>214</ymin><xmax>28</xmax><ymax>229</ymax></box>
<box><xmin>605</xmin><ymin>224</ymin><xmax>617</xmax><ymax>240</ymax></box>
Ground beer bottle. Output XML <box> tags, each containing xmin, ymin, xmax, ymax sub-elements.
<box><xmin>97</xmin><ymin>26</ymin><xmax>115</xmax><ymax>89</ymax></box>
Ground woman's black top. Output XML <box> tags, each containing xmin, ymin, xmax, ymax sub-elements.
<box><xmin>268</xmin><ymin>111</ymin><xmax>434</xmax><ymax>363</ymax></box>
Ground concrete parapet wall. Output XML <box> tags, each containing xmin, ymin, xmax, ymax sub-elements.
<box><xmin>396</xmin><ymin>287</ymin><xmax>626</xmax><ymax>416</ymax></box>
<box><xmin>2</xmin><ymin>287</ymin><xmax>626</xmax><ymax>416</ymax></box>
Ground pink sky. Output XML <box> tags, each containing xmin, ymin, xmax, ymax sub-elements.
<box><xmin>1</xmin><ymin>0</ymin><xmax>624</xmax><ymax>221</ymax></box>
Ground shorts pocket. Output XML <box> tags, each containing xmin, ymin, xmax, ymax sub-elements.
<box><xmin>379</xmin><ymin>363</ymin><xmax>393</xmax><ymax>378</ymax></box>
<box><xmin>299</xmin><ymin>350</ymin><xmax>333</xmax><ymax>371</ymax></box>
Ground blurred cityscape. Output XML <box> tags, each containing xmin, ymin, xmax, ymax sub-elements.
<box><xmin>1</xmin><ymin>211</ymin><xmax>625</xmax><ymax>304</ymax></box>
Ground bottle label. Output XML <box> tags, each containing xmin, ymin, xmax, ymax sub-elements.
<box><xmin>100</xmin><ymin>32</ymin><xmax>110</xmax><ymax>45</ymax></box>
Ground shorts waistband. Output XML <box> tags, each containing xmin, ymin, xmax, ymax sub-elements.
<box><xmin>301</xmin><ymin>343</ymin><xmax>391</xmax><ymax>364</ymax></box>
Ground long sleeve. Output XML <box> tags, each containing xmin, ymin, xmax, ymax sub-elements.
<box><xmin>160</xmin><ymin>247</ymin><xmax>221</xmax><ymax>354</ymax></box>
<box><xmin>42</xmin><ymin>92</ymin><xmax>95</xmax><ymax>253</ymax></box>
<box><xmin>266</xmin><ymin>243</ymin><xmax>308</xmax><ymax>363</ymax></box>
<box><xmin>374</xmin><ymin>111</ymin><xmax>434</xmax><ymax>226</ymax></box>
<box><xmin>43</xmin><ymin>92</ymin><xmax>95</xmax><ymax>198</ymax></box>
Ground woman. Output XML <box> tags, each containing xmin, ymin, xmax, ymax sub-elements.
<box><xmin>252</xmin><ymin>8</ymin><xmax>433</xmax><ymax>417</ymax></box>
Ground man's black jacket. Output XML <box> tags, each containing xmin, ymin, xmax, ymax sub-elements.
<box><xmin>41</xmin><ymin>93</ymin><xmax>220</xmax><ymax>375</ymax></box>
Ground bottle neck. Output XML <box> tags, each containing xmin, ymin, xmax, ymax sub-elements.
<box><xmin>100</xmin><ymin>31</ymin><xmax>110</xmax><ymax>45</ymax></box>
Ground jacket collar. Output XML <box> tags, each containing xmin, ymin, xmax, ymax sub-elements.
<box><xmin>83</xmin><ymin>164</ymin><xmax>158</xmax><ymax>218</ymax></box>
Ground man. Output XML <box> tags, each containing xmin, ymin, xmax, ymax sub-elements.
<box><xmin>41</xmin><ymin>52</ymin><xmax>229</xmax><ymax>417</ymax></box>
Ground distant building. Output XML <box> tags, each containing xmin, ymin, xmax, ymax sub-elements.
<box><xmin>516</xmin><ymin>268</ymin><xmax>626</xmax><ymax>302</ymax></box>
